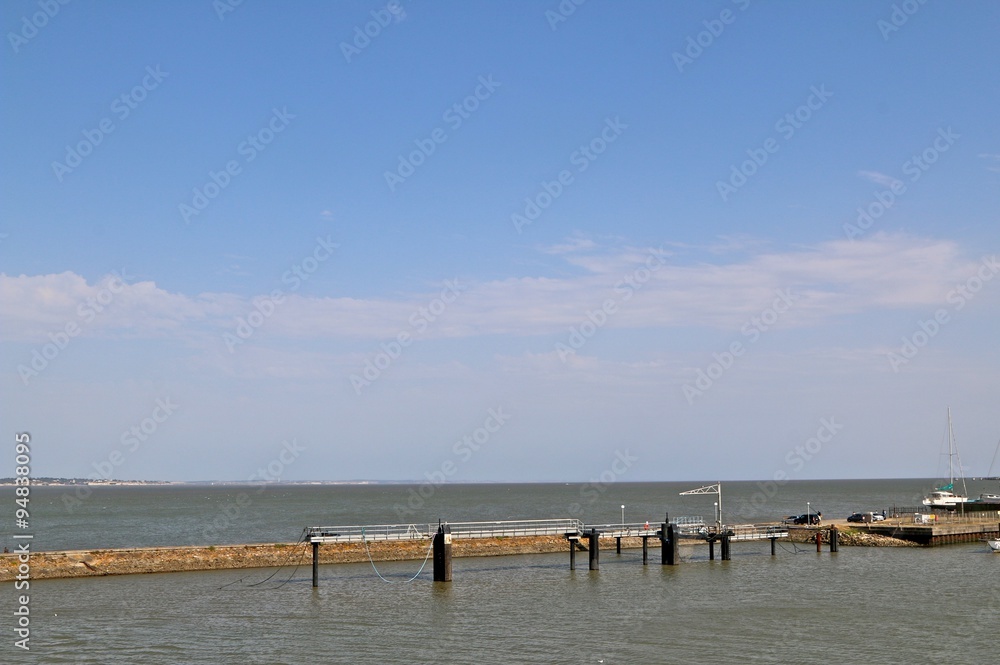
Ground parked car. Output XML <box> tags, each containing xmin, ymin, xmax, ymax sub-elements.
<box><xmin>847</xmin><ymin>511</ymin><xmax>886</xmax><ymax>523</ymax></box>
<box><xmin>792</xmin><ymin>513</ymin><xmax>822</xmax><ymax>525</ymax></box>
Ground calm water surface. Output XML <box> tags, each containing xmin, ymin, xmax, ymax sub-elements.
<box><xmin>4</xmin><ymin>481</ymin><xmax>999</xmax><ymax>663</ymax></box>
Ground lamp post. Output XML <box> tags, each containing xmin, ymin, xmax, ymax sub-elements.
<box><xmin>807</xmin><ymin>501</ymin><xmax>811</xmax><ymax>524</ymax></box>
<box><xmin>621</xmin><ymin>505</ymin><xmax>625</xmax><ymax>529</ymax></box>
<box><xmin>714</xmin><ymin>502</ymin><xmax>719</xmax><ymax>532</ymax></box>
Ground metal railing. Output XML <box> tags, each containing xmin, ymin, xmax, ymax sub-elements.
<box><xmin>305</xmin><ymin>518</ymin><xmax>586</xmax><ymax>543</ymax></box>
<box><xmin>447</xmin><ymin>518</ymin><xmax>583</xmax><ymax>539</ymax></box>
<box><xmin>670</xmin><ymin>516</ymin><xmax>708</xmax><ymax>535</ymax></box>
<box><xmin>305</xmin><ymin>523</ymin><xmax>435</xmax><ymax>543</ymax></box>
<box><xmin>883</xmin><ymin>507</ymin><xmax>1000</xmax><ymax>523</ymax></box>
<box><xmin>580</xmin><ymin>522</ymin><xmax>661</xmax><ymax>537</ymax></box>
<box><xmin>728</xmin><ymin>524</ymin><xmax>789</xmax><ymax>541</ymax></box>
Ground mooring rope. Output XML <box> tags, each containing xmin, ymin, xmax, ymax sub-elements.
<box><xmin>777</xmin><ymin>540</ymin><xmax>810</xmax><ymax>555</ymax></box>
<box><xmin>361</xmin><ymin>526</ymin><xmax>436</xmax><ymax>583</ymax></box>
<box><xmin>217</xmin><ymin>531</ymin><xmax>310</xmax><ymax>590</ymax></box>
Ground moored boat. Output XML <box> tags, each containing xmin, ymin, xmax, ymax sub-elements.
<box><xmin>922</xmin><ymin>408</ymin><xmax>970</xmax><ymax>508</ymax></box>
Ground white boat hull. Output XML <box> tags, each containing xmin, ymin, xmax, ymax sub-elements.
<box><xmin>988</xmin><ymin>539</ymin><xmax>1000</xmax><ymax>553</ymax></box>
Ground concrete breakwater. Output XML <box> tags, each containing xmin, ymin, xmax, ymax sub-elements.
<box><xmin>1</xmin><ymin>535</ymin><xmax>619</xmax><ymax>582</ymax></box>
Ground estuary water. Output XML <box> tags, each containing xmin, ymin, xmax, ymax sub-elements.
<box><xmin>4</xmin><ymin>480</ymin><xmax>999</xmax><ymax>663</ymax></box>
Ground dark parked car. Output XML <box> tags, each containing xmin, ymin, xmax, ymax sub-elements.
<box><xmin>846</xmin><ymin>512</ymin><xmax>866</xmax><ymax>523</ymax></box>
<box><xmin>792</xmin><ymin>512</ymin><xmax>821</xmax><ymax>525</ymax></box>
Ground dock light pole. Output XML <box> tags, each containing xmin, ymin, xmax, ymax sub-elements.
<box><xmin>714</xmin><ymin>502</ymin><xmax>719</xmax><ymax>532</ymax></box>
<box><xmin>807</xmin><ymin>502</ymin><xmax>811</xmax><ymax>522</ymax></box>
<box><xmin>621</xmin><ymin>505</ymin><xmax>625</xmax><ymax>529</ymax></box>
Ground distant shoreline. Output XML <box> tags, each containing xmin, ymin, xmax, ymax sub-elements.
<box><xmin>2</xmin><ymin>477</ymin><xmax>991</xmax><ymax>486</ymax></box>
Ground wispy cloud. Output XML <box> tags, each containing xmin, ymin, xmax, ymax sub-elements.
<box><xmin>0</xmin><ymin>234</ymin><xmax>991</xmax><ymax>346</ymax></box>
<box><xmin>858</xmin><ymin>170</ymin><xmax>903</xmax><ymax>189</ymax></box>
<box><xmin>979</xmin><ymin>153</ymin><xmax>1000</xmax><ymax>173</ymax></box>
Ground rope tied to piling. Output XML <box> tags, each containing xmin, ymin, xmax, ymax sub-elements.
<box><xmin>361</xmin><ymin>526</ymin><xmax>436</xmax><ymax>583</ymax></box>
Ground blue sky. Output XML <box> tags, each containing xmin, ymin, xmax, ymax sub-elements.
<box><xmin>2</xmin><ymin>0</ymin><xmax>999</xmax><ymax>483</ymax></box>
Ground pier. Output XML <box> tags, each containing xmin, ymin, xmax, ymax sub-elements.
<box><xmin>848</xmin><ymin>520</ymin><xmax>1000</xmax><ymax>546</ymax></box>
<box><xmin>304</xmin><ymin>516</ymin><xmax>790</xmax><ymax>587</ymax></box>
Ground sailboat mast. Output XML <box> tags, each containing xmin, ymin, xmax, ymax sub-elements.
<box><xmin>947</xmin><ymin>407</ymin><xmax>954</xmax><ymax>486</ymax></box>
<box><xmin>946</xmin><ymin>406</ymin><xmax>969</xmax><ymax>499</ymax></box>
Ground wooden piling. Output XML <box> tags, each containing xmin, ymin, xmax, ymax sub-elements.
<box><xmin>569</xmin><ymin>537</ymin><xmax>577</xmax><ymax>571</ymax></box>
<box><xmin>709</xmin><ymin>539</ymin><xmax>715</xmax><ymax>561</ymax></box>
<box><xmin>829</xmin><ymin>526</ymin><xmax>838</xmax><ymax>553</ymax></box>
<box><xmin>433</xmin><ymin>524</ymin><xmax>452</xmax><ymax>582</ymax></box>
<box><xmin>588</xmin><ymin>529</ymin><xmax>600</xmax><ymax>570</ymax></box>
<box><xmin>641</xmin><ymin>535</ymin><xmax>649</xmax><ymax>565</ymax></box>
<box><xmin>721</xmin><ymin>534</ymin><xmax>731</xmax><ymax>561</ymax></box>
<box><xmin>815</xmin><ymin>529</ymin><xmax>823</xmax><ymax>553</ymax></box>
<box><xmin>311</xmin><ymin>540</ymin><xmax>319</xmax><ymax>588</ymax></box>
<box><xmin>616</xmin><ymin>536</ymin><xmax>621</xmax><ymax>555</ymax></box>
<box><xmin>770</xmin><ymin>537</ymin><xmax>776</xmax><ymax>556</ymax></box>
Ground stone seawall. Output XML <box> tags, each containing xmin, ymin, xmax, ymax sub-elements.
<box><xmin>2</xmin><ymin>535</ymin><xmax>615</xmax><ymax>582</ymax></box>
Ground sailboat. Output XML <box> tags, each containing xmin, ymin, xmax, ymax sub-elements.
<box><xmin>921</xmin><ymin>408</ymin><xmax>970</xmax><ymax>508</ymax></box>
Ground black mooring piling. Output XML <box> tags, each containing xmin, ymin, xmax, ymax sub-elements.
<box><xmin>588</xmin><ymin>529</ymin><xmax>600</xmax><ymax>570</ymax></box>
<box><xmin>311</xmin><ymin>540</ymin><xmax>319</xmax><ymax>588</ymax></box>
<box><xmin>641</xmin><ymin>535</ymin><xmax>649</xmax><ymax>565</ymax></box>
<box><xmin>829</xmin><ymin>526</ymin><xmax>838</xmax><ymax>553</ymax></box>
<box><xmin>569</xmin><ymin>537</ymin><xmax>577</xmax><ymax>570</ymax></box>
<box><xmin>721</xmin><ymin>533</ymin><xmax>731</xmax><ymax>561</ymax></box>
<box><xmin>661</xmin><ymin>524</ymin><xmax>679</xmax><ymax>566</ymax></box>
<box><xmin>770</xmin><ymin>537</ymin><xmax>777</xmax><ymax>556</ymax></box>
<box><xmin>709</xmin><ymin>538</ymin><xmax>715</xmax><ymax>561</ymax></box>
<box><xmin>616</xmin><ymin>536</ymin><xmax>622</xmax><ymax>555</ymax></box>
<box><xmin>433</xmin><ymin>524</ymin><xmax>452</xmax><ymax>582</ymax></box>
